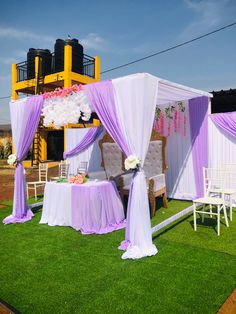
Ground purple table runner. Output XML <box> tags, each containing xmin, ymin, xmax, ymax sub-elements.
<box><xmin>71</xmin><ymin>181</ymin><xmax>125</xmax><ymax>234</ymax></box>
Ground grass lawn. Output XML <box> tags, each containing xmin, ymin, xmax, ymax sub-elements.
<box><xmin>0</xmin><ymin>199</ymin><xmax>235</xmax><ymax>314</ymax></box>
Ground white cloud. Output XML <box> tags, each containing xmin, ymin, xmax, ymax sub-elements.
<box><xmin>0</xmin><ymin>57</ymin><xmax>17</xmax><ymax>65</ymax></box>
<box><xmin>179</xmin><ymin>0</ymin><xmax>234</xmax><ymax>39</ymax></box>
<box><xmin>80</xmin><ymin>33</ymin><xmax>107</xmax><ymax>51</ymax></box>
<box><xmin>0</xmin><ymin>26</ymin><xmax>54</xmax><ymax>44</ymax></box>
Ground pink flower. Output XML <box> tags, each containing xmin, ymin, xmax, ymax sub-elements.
<box><xmin>184</xmin><ymin>114</ymin><xmax>187</xmax><ymax>137</ymax></box>
<box><xmin>174</xmin><ymin>111</ymin><xmax>178</xmax><ymax>133</ymax></box>
<box><xmin>167</xmin><ymin>119</ymin><xmax>171</xmax><ymax>137</ymax></box>
<box><xmin>68</xmin><ymin>177</ymin><xmax>75</xmax><ymax>184</ymax></box>
<box><xmin>75</xmin><ymin>175</ymin><xmax>84</xmax><ymax>184</ymax></box>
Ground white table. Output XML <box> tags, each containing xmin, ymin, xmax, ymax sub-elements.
<box><xmin>40</xmin><ymin>180</ymin><xmax>125</xmax><ymax>234</ymax></box>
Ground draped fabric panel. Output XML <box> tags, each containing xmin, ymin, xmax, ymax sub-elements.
<box><xmin>208</xmin><ymin>117</ymin><xmax>236</xmax><ymax>204</ymax></box>
<box><xmin>112</xmin><ymin>73</ymin><xmax>159</xmax><ymax>259</ymax></box>
<box><xmin>66</xmin><ymin>128</ymin><xmax>103</xmax><ymax>175</ymax></box>
<box><xmin>63</xmin><ymin>126</ymin><xmax>104</xmax><ymax>159</ymax></box>
<box><xmin>86</xmin><ymin>74</ymin><xmax>159</xmax><ymax>259</ymax></box>
<box><xmin>210</xmin><ymin>112</ymin><xmax>236</xmax><ymax>138</ymax></box>
<box><xmin>189</xmin><ymin>96</ymin><xmax>209</xmax><ymax>198</ymax></box>
<box><xmin>85</xmin><ymin>81</ymin><xmax>130</xmax><ymax>157</ymax></box>
<box><xmin>3</xmin><ymin>95</ymin><xmax>44</xmax><ymax>224</ymax></box>
<box><xmin>208</xmin><ymin>117</ymin><xmax>236</xmax><ymax>167</ymax></box>
<box><xmin>166</xmin><ymin>104</ymin><xmax>197</xmax><ymax>200</ymax></box>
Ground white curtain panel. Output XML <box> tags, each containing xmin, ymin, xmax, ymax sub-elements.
<box><xmin>166</xmin><ymin>103</ymin><xmax>197</xmax><ymax>200</ymax></box>
<box><xmin>10</xmin><ymin>98</ymin><xmax>28</xmax><ymax>152</ymax></box>
<box><xmin>112</xmin><ymin>73</ymin><xmax>159</xmax><ymax>259</ymax></box>
<box><xmin>209</xmin><ymin>118</ymin><xmax>236</xmax><ymax>203</ymax></box>
<box><xmin>66</xmin><ymin>128</ymin><xmax>103</xmax><ymax>175</ymax></box>
<box><xmin>208</xmin><ymin>117</ymin><xmax>236</xmax><ymax>167</ymax></box>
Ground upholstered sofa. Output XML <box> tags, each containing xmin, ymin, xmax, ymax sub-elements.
<box><xmin>98</xmin><ymin>130</ymin><xmax>168</xmax><ymax>217</ymax></box>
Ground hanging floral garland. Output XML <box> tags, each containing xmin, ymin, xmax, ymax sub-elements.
<box><xmin>154</xmin><ymin>101</ymin><xmax>187</xmax><ymax>137</ymax></box>
<box><xmin>41</xmin><ymin>85</ymin><xmax>92</xmax><ymax>129</ymax></box>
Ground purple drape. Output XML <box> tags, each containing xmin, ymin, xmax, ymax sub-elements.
<box><xmin>189</xmin><ymin>96</ymin><xmax>209</xmax><ymax>198</ymax></box>
<box><xmin>85</xmin><ymin>81</ymin><xmax>130</xmax><ymax>157</ymax></box>
<box><xmin>85</xmin><ymin>81</ymin><xmax>131</xmax><ymax>247</ymax></box>
<box><xmin>63</xmin><ymin>126</ymin><xmax>104</xmax><ymax>159</ymax></box>
<box><xmin>210</xmin><ymin>112</ymin><xmax>236</xmax><ymax>138</ymax></box>
<box><xmin>3</xmin><ymin>95</ymin><xmax>44</xmax><ymax>224</ymax></box>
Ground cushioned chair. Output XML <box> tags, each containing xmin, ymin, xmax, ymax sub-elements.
<box><xmin>98</xmin><ymin>132</ymin><xmax>128</xmax><ymax>186</ymax></box>
<box><xmin>120</xmin><ymin>130</ymin><xmax>168</xmax><ymax>217</ymax></box>
<box><xmin>99</xmin><ymin>130</ymin><xmax>168</xmax><ymax>217</ymax></box>
<box><xmin>27</xmin><ymin>163</ymin><xmax>48</xmax><ymax>200</ymax></box>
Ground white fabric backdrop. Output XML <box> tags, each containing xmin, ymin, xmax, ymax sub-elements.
<box><xmin>208</xmin><ymin>117</ymin><xmax>236</xmax><ymax>167</ymax></box>
<box><xmin>166</xmin><ymin>116</ymin><xmax>236</xmax><ymax>201</ymax></box>
<box><xmin>113</xmin><ymin>73</ymin><xmax>159</xmax><ymax>259</ymax></box>
<box><xmin>166</xmin><ymin>104</ymin><xmax>197</xmax><ymax>200</ymax></box>
<box><xmin>66</xmin><ymin>128</ymin><xmax>103</xmax><ymax>175</ymax></box>
<box><xmin>209</xmin><ymin>118</ymin><xmax>236</xmax><ymax>203</ymax></box>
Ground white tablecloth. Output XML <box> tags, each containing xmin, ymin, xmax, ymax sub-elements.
<box><xmin>40</xmin><ymin>181</ymin><xmax>125</xmax><ymax>234</ymax></box>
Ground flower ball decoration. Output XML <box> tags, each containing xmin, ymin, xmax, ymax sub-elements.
<box><xmin>124</xmin><ymin>155</ymin><xmax>140</xmax><ymax>171</ymax></box>
<box><xmin>7</xmin><ymin>154</ymin><xmax>17</xmax><ymax>166</ymax></box>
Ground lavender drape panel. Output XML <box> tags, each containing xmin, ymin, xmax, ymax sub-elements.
<box><xmin>63</xmin><ymin>126</ymin><xmax>104</xmax><ymax>159</ymax></box>
<box><xmin>3</xmin><ymin>95</ymin><xmax>44</xmax><ymax>224</ymax></box>
<box><xmin>86</xmin><ymin>76</ymin><xmax>158</xmax><ymax>260</ymax></box>
<box><xmin>85</xmin><ymin>81</ymin><xmax>130</xmax><ymax>157</ymax></box>
<box><xmin>210</xmin><ymin>112</ymin><xmax>236</xmax><ymax>138</ymax></box>
<box><xmin>189</xmin><ymin>96</ymin><xmax>209</xmax><ymax>198</ymax></box>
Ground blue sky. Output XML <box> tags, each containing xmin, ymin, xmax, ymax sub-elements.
<box><xmin>0</xmin><ymin>0</ymin><xmax>236</xmax><ymax>123</ymax></box>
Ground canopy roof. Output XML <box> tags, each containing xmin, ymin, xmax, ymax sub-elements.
<box><xmin>111</xmin><ymin>73</ymin><xmax>212</xmax><ymax>106</ymax></box>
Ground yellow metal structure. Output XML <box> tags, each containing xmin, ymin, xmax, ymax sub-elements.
<box><xmin>12</xmin><ymin>46</ymin><xmax>100</xmax><ymax>99</ymax></box>
<box><xmin>11</xmin><ymin>44</ymin><xmax>101</xmax><ymax>163</ymax></box>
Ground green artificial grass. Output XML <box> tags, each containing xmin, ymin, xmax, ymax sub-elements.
<box><xmin>0</xmin><ymin>199</ymin><xmax>235</xmax><ymax>314</ymax></box>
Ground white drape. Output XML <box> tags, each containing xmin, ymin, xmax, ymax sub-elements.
<box><xmin>208</xmin><ymin>117</ymin><xmax>236</xmax><ymax>167</ymax></box>
<box><xmin>209</xmin><ymin>118</ymin><xmax>236</xmax><ymax>203</ymax></box>
<box><xmin>166</xmin><ymin>104</ymin><xmax>197</xmax><ymax>200</ymax></box>
<box><xmin>10</xmin><ymin>98</ymin><xmax>27</xmax><ymax>154</ymax></box>
<box><xmin>66</xmin><ymin>128</ymin><xmax>103</xmax><ymax>175</ymax></box>
<box><xmin>112</xmin><ymin>73</ymin><xmax>159</xmax><ymax>259</ymax></box>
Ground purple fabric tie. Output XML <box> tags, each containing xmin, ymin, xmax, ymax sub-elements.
<box><xmin>189</xmin><ymin>96</ymin><xmax>209</xmax><ymax>198</ymax></box>
<box><xmin>3</xmin><ymin>95</ymin><xmax>44</xmax><ymax>224</ymax></box>
<box><xmin>210</xmin><ymin>112</ymin><xmax>236</xmax><ymax>138</ymax></box>
<box><xmin>63</xmin><ymin>126</ymin><xmax>104</xmax><ymax>159</ymax></box>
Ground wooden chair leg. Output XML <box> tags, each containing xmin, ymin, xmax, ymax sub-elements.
<box><xmin>149</xmin><ymin>193</ymin><xmax>156</xmax><ymax>217</ymax></box>
<box><xmin>26</xmin><ymin>184</ymin><xmax>29</xmax><ymax>200</ymax></box>
<box><xmin>163</xmin><ymin>190</ymin><xmax>168</xmax><ymax>208</ymax></box>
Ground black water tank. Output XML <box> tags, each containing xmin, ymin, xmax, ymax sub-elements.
<box><xmin>54</xmin><ymin>38</ymin><xmax>84</xmax><ymax>74</ymax></box>
<box><xmin>27</xmin><ymin>48</ymin><xmax>52</xmax><ymax>80</ymax></box>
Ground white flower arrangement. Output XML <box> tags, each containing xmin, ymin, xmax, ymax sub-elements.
<box><xmin>41</xmin><ymin>90</ymin><xmax>92</xmax><ymax>129</ymax></box>
<box><xmin>7</xmin><ymin>153</ymin><xmax>17</xmax><ymax>166</ymax></box>
<box><xmin>124</xmin><ymin>155</ymin><xmax>140</xmax><ymax>171</ymax></box>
